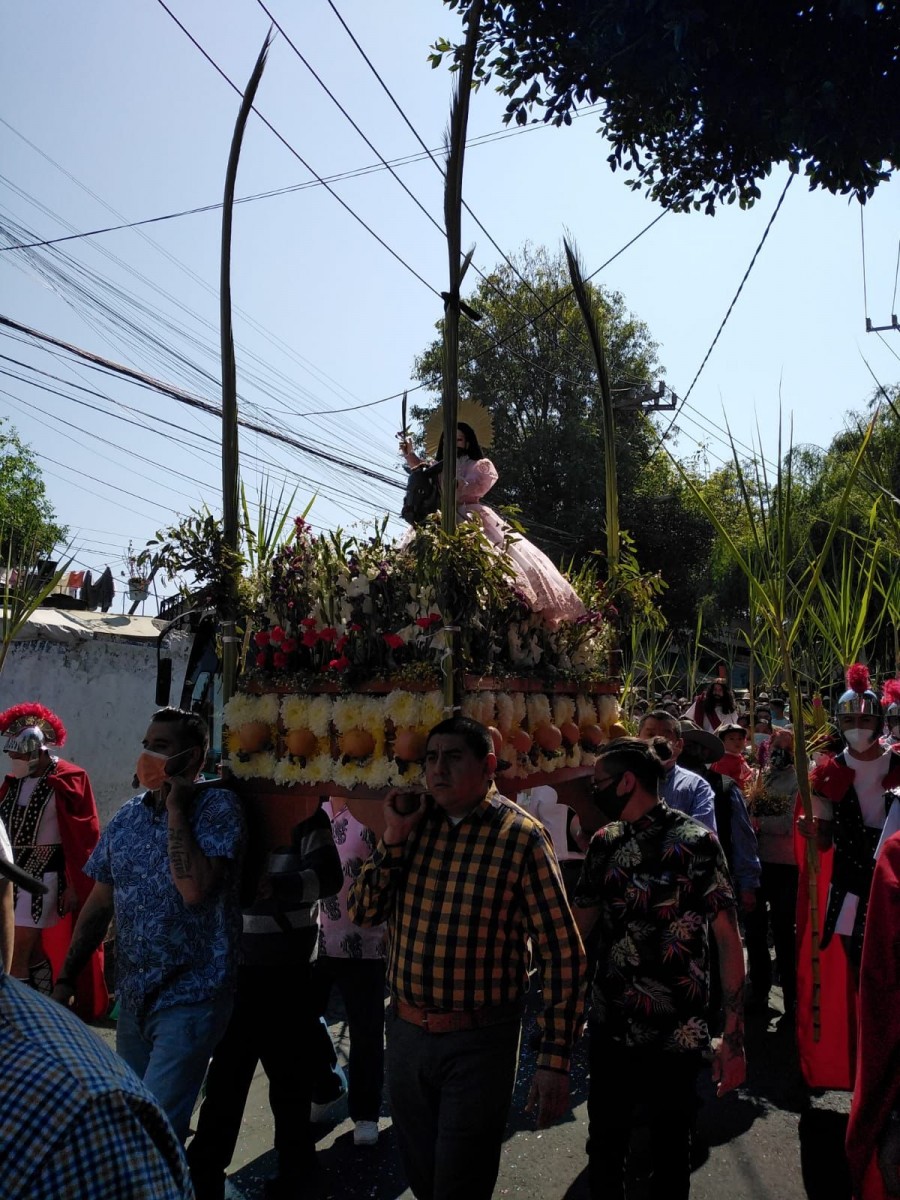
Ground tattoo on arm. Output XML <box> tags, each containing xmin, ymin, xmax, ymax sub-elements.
<box><xmin>721</xmin><ymin>981</ymin><xmax>745</xmax><ymax>1053</ymax></box>
<box><xmin>64</xmin><ymin>904</ymin><xmax>112</xmax><ymax>979</ymax></box>
<box><xmin>167</xmin><ymin>828</ymin><xmax>194</xmax><ymax>879</ymax></box>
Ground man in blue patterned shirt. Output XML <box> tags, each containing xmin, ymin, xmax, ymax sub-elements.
<box><xmin>51</xmin><ymin>707</ymin><xmax>245</xmax><ymax>1142</ymax></box>
<box><xmin>1</xmin><ymin>968</ymin><xmax>193</xmax><ymax>1198</ymax></box>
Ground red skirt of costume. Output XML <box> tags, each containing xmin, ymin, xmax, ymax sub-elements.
<box><xmin>846</xmin><ymin>832</ymin><xmax>900</xmax><ymax>1200</ymax></box>
<box><xmin>0</xmin><ymin>760</ymin><xmax>108</xmax><ymax>1020</ymax></box>
<box><xmin>794</xmin><ymin>808</ymin><xmax>857</xmax><ymax>1091</ymax></box>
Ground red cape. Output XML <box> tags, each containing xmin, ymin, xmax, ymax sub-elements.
<box><xmin>795</xmin><ymin>750</ymin><xmax>900</xmax><ymax>1091</ymax></box>
<box><xmin>794</xmin><ymin>801</ymin><xmax>857</xmax><ymax>1090</ymax></box>
<box><xmin>846</xmin><ymin>832</ymin><xmax>900</xmax><ymax>1200</ymax></box>
<box><xmin>0</xmin><ymin>760</ymin><xmax>108</xmax><ymax>1020</ymax></box>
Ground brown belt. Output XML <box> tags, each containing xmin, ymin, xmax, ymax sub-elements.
<box><xmin>393</xmin><ymin>998</ymin><xmax>521</xmax><ymax>1034</ymax></box>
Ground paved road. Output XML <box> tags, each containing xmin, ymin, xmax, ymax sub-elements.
<box><xmin>91</xmin><ymin>977</ymin><xmax>855</xmax><ymax>1200</ymax></box>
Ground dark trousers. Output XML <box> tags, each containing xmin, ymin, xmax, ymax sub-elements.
<box><xmin>587</xmin><ymin>1024</ymin><xmax>701</xmax><ymax>1200</ymax></box>
<box><xmin>309</xmin><ymin>956</ymin><xmax>386</xmax><ymax>1122</ymax></box>
<box><xmin>186</xmin><ymin>961</ymin><xmax>317</xmax><ymax>1200</ymax></box>
<box><xmin>744</xmin><ymin>861</ymin><xmax>799</xmax><ymax>1011</ymax></box>
<box><xmin>386</xmin><ymin>1009</ymin><xmax>521</xmax><ymax>1200</ymax></box>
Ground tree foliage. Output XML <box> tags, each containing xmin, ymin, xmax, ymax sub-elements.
<box><xmin>0</xmin><ymin>421</ymin><xmax>66</xmax><ymax>559</ymax></box>
<box><xmin>435</xmin><ymin>1</ymin><xmax>900</xmax><ymax>213</ymax></box>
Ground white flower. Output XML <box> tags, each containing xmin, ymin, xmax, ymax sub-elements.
<box><xmin>347</xmin><ymin>576</ymin><xmax>370</xmax><ymax>597</ymax></box>
<box><xmin>224</xmin><ymin>692</ymin><xmax>279</xmax><ymax>728</ymax></box>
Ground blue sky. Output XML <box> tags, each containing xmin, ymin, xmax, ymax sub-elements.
<box><xmin>2</xmin><ymin>1</ymin><xmax>899</xmax><ymax>600</ymax></box>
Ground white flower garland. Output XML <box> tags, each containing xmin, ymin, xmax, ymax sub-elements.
<box><xmin>223</xmin><ymin>692</ymin><xmax>279</xmax><ymax>729</ymax></box>
<box><xmin>228</xmin><ymin>751</ymin><xmax>277</xmax><ymax>781</ymax></box>
<box><xmin>226</xmin><ymin>685</ymin><xmax>618</xmax><ymax>790</ymax></box>
<box><xmin>281</xmin><ymin>694</ymin><xmax>333</xmax><ymax>736</ymax></box>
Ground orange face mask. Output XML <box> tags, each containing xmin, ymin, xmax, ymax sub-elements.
<box><xmin>135</xmin><ymin>750</ymin><xmax>170</xmax><ymax>792</ymax></box>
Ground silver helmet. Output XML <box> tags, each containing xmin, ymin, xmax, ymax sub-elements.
<box><xmin>3</xmin><ymin>725</ymin><xmax>45</xmax><ymax>757</ymax></box>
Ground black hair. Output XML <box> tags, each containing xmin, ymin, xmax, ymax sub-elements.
<box><xmin>595</xmin><ymin>737</ymin><xmax>667</xmax><ymax>791</ymax></box>
<box><xmin>436</xmin><ymin>422</ymin><xmax>484</xmax><ymax>462</ymax></box>
<box><xmin>150</xmin><ymin>707</ymin><xmax>209</xmax><ymax>754</ymax></box>
<box><xmin>426</xmin><ymin>716</ymin><xmax>492</xmax><ymax>759</ymax></box>
<box><xmin>638</xmin><ymin>709</ymin><xmax>681</xmax><ymax>737</ymax></box>
<box><xmin>702</xmin><ymin>680</ymin><xmax>736</xmax><ymax>715</ymax></box>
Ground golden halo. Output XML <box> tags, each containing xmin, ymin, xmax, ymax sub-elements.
<box><xmin>424</xmin><ymin>400</ymin><xmax>494</xmax><ymax>457</ymax></box>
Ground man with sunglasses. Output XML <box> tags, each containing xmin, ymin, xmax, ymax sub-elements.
<box><xmin>573</xmin><ymin>737</ymin><xmax>746</xmax><ymax>1200</ymax></box>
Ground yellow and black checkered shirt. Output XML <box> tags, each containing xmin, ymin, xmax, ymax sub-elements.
<box><xmin>348</xmin><ymin>788</ymin><xmax>585</xmax><ymax>1072</ymax></box>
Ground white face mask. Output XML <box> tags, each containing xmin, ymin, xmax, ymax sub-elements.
<box><xmin>844</xmin><ymin>727</ymin><xmax>876</xmax><ymax>752</ymax></box>
<box><xmin>8</xmin><ymin>758</ymin><xmax>33</xmax><ymax>779</ymax></box>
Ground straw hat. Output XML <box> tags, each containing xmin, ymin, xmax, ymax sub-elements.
<box><xmin>424</xmin><ymin>399</ymin><xmax>494</xmax><ymax>457</ymax></box>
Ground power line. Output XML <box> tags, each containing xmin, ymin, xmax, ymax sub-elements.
<box><xmin>0</xmin><ymin>314</ymin><xmax>406</xmax><ymax>491</ymax></box>
<box><xmin>0</xmin><ymin>109</ymin><xmax>600</xmax><ymax>253</ymax></box>
<box><xmin>679</xmin><ymin>174</ymin><xmax>794</xmax><ymax>411</ymax></box>
<box><xmin>153</xmin><ymin>0</ymin><xmax>440</xmax><ymax>299</ymax></box>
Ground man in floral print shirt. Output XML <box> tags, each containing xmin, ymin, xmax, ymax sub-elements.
<box><xmin>574</xmin><ymin>736</ymin><xmax>746</xmax><ymax>1200</ymax></box>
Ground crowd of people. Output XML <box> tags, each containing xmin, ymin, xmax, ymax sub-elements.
<box><xmin>1</xmin><ymin>673</ymin><xmax>899</xmax><ymax>1199</ymax></box>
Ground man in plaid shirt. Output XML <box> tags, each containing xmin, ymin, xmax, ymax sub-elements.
<box><xmin>349</xmin><ymin>716</ymin><xmax>585</xmax><ymax>1200</ymax></box>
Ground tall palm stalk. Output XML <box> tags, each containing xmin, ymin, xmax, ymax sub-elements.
<box><xmin>669</xmin><ymin>414</ymin><xmax>876</xmax><ymax>1039</ymax></box>
<box><xmin>220</xmin><ymin>32</ymin><xmax>272</xmax><ymax>704</ymax></box>
<box><xmin>563</xmin><ymin>238</ymin><xmax>619</xmax><ymax>582</ymax></box>
<box><xmin>438</xmin><ymin>0</ymin><xmax>483</xmax><ymax>714</ymax></box>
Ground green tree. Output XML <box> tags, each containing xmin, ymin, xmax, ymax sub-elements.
<box><xmin>435</xmin><ymin>2</ymin><xmax>899</xmax><ymax>212</ymax></box>
<box><xmin>411</xmin><ymin>245</ymin><xmax>717</xmax><ymax>625</ymax></box>
<box><xmin>0</xmin><ymin>421</ymin><xmax>66</xmax><ymax>558</ymax></box>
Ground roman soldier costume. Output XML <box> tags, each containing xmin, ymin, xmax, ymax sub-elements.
<box><xmin>0</xmin><ymin>703</ymin><xmax>107</xmax><ymax>1018</ymax></box>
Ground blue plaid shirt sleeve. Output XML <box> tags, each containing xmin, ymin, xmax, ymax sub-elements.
<box><xmin>24</xmin><ymin>1092</ymin><xmax>194</xmax><ymax>1199</ymax></box>
<box><xmin>0</xmin><ymin>974</ymin><xmax>193</xmax><ymax>1199</ymax></box>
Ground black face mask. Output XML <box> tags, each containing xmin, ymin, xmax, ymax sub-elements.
<box><xmin>768</xmin><ymin>746</ymin><xmax>793</xmax><ymax>771</ymax></box>
<box><xmin>591</xmin><ymin>778</ymin><xmax>632</xmax><ymax>821</ymax></box>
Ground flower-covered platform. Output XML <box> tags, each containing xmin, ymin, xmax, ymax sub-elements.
<box><xmin>219</xmin><ymin>513</ymin><xmax>621</xmax><ymax>833</ymax></box>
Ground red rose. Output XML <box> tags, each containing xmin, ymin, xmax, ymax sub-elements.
<box><xmin>319</xmin><ymin>627</ymin><xmax>337</xmax><ymax>642</ymax></box>
<box><xmin>302</xmin><ymin>631</ymin><xmax>319</xmax><ymax>648</ymax></box>
<box><xmin>255</xmin><ymin>652</ymin><xmax>268</xmax><ymax>668</ymax></box>
<box><xmin>328</xmin><ymin>655</ymin><xmax>351</xmax><ymax>671</ymax></box>
<box><xmin>335</xmin><ymin>635</ymin><xmax>349</xmax><ymax>652</ymax></box>
<box><xmin>270</xmin><ymin>626</ymin><xmax>286</xmax><ymax>646</ymax></box>
<box><xmin>429</xmin><ymin>613</ymin><xmax>442</xmax><ymax>626</ymax></box>
<box><xmin>415</xmin><ymin>617</ymin><xmax>432</xmax><ymax>629</ymax></box>
<box><xmin>273</xmin><ymin>652</ymin><xmax>288</xmax><ymax>669</ymax></box>
<box><xmin>383</xmin><ymin>632</ymin><xmax>404</xmax><ymax>650</ymax></box>
<box><xmin>281</xmin><ymin>638</ymin><xmax>297</xmax><ymax>653</ymax></box>
<box><xmin>254</xmin><ymin>631</ymin><xmax>270</xmax><ymax>647</ymax></box>
<box><xmin>300</xmin><ymin>617</ymin><xmax>317</xmax><ymax>628</ymax></box>
<box><xmin>350</xmin><ymin>622</ymin><xmax>363</xmax><ymax>632</ymax></box>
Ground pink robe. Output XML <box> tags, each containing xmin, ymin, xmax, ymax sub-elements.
<box><xmin>456</xmin><ymin>457</ymin><xmax>585</xmax><ymax>627</ymax></box>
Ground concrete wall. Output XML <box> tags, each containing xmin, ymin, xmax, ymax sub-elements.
<box><xmin>0</xmin><ymin>633</ymin><xmax>191</xmax><ymax>825</ymax></box>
